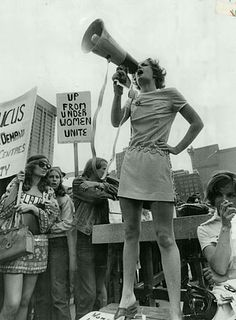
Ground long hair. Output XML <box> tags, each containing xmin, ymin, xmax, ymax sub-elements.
<box><xmin>47</xmin><ymin>167</ymin><xmax>66</xmax><ymax>197</ymax></box>
<box><xmin>206</xmin><ymin>171</ymin><xmax>236</xmax><ymax>206</ymax></box>
<box><xmin>23</xmin><ymin>154</ymin><xmax>50</xmax><ymax>193</ymax></box>
<box><xmin>55</xmin><ymin>184</ymin><xmax>66</xmax><ymax>197</ymax></box>
<box><xmin>82</xmin><ymin>157</ymin><xmax>107</xmax><ymax>179</ymax></box>
<box><xmin>133</xmin><ymin>58</ymin><xmax>166</xmax><ymax>90</ymax></box>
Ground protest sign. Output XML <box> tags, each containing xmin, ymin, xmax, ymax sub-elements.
<box><xmin>80</xmin><ymin>311</ymin><xmax>114</xmax><ymax>320</ymax></box>
<box><xmin>56</xmin><ymin>91</ymin><xmax>92</xmax><ymax>143</ymax></box>
<box><xmin>216</xmin><ymin>0</ymin><xmax>236</xmax><ymax>16</ymax></box>
<box><xmin>0</xmin><ymin>87</ymin><xmax>37</xmax><ymax>179</ymax></box>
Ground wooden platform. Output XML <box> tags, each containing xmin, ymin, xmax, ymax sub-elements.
<box><xmin>100</xmin><ymin>303</ymin><xmax>170</xmax><ymax>320</ymax></box>
<box><xmin>93</xmin><ymin>214</ymin><xmax>212</xmax><ymax>244</ymax></box>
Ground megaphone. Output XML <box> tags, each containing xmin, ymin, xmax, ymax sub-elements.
<box><xmin>81</xmin><ymin>19</ymin><xmax>138</xmax><ymax>74</ymax></box>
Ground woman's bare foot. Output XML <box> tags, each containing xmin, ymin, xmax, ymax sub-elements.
<box><xmin>119</xmin><ymin>293</ymin><xmax>136</xmax><ymax>309</ymax></box>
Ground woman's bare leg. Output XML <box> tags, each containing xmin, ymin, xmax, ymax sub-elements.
<box><xmin>119</xmin><ymin>197</ymin><xmax>143</xmax><ymax>308</ymax></box>
<box><xmin>151</xmin><ymin>202</ymin><xmax>182</xmax><ymax>320</ymax></box>
<box><xmin>0</xmin><ymin>274</ymin><xmax>23</xmax><ymax>320</ymax></box>
<box><xmin>16</xmin><ymin>274</ymin><xmax>38</xmax><ymax>320</ymax></box>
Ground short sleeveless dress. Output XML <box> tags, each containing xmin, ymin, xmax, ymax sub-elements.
<box><xmin>118</xmin><ymin>87</ymin><xmax>187</xmax><ymax>202</ymax></box>
<box><xmin>0</xmin><ymin>193</ymin><xmax>49</xmax><ymax>274</ymax></box>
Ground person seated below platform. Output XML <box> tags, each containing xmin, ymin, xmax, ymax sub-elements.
<box><xmin>197</xmin><ymin>171</ymin><xmax>236</xmax><ymax>320</ymax></box>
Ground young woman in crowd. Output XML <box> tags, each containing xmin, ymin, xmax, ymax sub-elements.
<box><xmin>72</xmin><ymin>157</ymin><xmax>118</xmax><ymax>320</ymax></box>
<box><xmin>111</xmin><ymin>58</ymin><xmax>204</xmax><ymax>320</ymax></box>
<box><xmin>0</xmin><ymin>155</ymin><xmax>59</xmax><ymax>320</ymax></box>
<box><xmin>34</xmin><ymin>166</ymin><xmax>75</xmax><ymax>320</ymax></box>
<box><xmin>198</xmin><ymin>171</ymin><xmax>236</xmax><ymax>319</ymax></box>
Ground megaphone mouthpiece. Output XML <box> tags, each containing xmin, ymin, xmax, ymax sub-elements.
<box><xmin>91</xmin><ymin>34</ymin><xmax>100</xmax><ymax>45</ymax></box>
<box><xmin>81</xmin><ymin>19</ymin><xmax>138</xmax><ymax>74</ymax></box>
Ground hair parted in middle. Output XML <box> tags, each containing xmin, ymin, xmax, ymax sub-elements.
<box><xmin>82</xmin><ymin>157</ymin><xmax>107</xmax><ymax>179</ymax></box>
<box><xmin>47</xmin><ymin>167</ymin><xmax>66</xmax><ymax>197</ymax></box>
<box><xmin>23</xmin><ymin>154</ymin><xmax>50</xmax><ymax>193</ymax></box>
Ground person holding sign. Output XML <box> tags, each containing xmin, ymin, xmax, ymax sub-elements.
<box><xmin>0</xmin><ymin>155</ymin><xmax>59</xmax><ymax>320</ymax></box>
<box><xmin>72</xmin><ymin>158</ymin><xmax>118</xmax><ymax>320</ymax></box>
<box><xmin>111</xmin><ymin>58</ymin><xmax>204</xmax><ymax>320</ymax></box>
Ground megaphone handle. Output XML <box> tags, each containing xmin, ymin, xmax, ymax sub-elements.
<box><xmin>113</xmin><ymin>79</ymin><xmax>124</xmax><ymax>87</ymax></box>
<box><xmin>113</xmin><ymin>76</ymin><xmax>131</xmax><ymax>89</ymax></box>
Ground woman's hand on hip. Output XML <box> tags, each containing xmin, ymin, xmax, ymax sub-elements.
<box><xmin>156</xmin><ymin>141</ymin><xmax>178</xmax><ymax>155</ymax></box>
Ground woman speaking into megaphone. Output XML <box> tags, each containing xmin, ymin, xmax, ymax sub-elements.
<box><xmin>111</xmin><ymin>58</ymin><xmax>204</xmax><ymax>320</ymax></box>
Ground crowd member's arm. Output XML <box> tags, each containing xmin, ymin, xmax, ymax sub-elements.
<box><xmin>198</xmin><ymin>201</ymin><xmax>235</xmax><ymax>275</ymax></box>
<box><xmin>73</xmin><ymin>177</ymin><xmax>117</xmax><ymax>205</ymax></box>
<box><xmin>102</xmin><ymin>180</ymin><xmax>118</xmax><ymax>199</ymax></box>
<box><xmin>0</xmin><ymin>171</ymin><xmax>25</xmax><ymax>220</ymax></box>
<box><xmin>50</xmin><ymin>194</ymin><xmax>74</xmax><ymax>233</ymax></box>
<box><xmin>34</xmin><ymin>188</ymin><xmax>60</xmax><ymax>233</ymax></box>
<box><xmin>202</xmin><ymin>229</ymin><xmax>231</xmax><ymax>276</ymax></box>
<box><xmin>80</xmin><ymin>180</ymin><xmax>118</xmax><ymax>199</ymax></box>
<box><xmin>0</xmin><ymin>177</ymin><xmax>19</xmax><ymax>220</ymax></box>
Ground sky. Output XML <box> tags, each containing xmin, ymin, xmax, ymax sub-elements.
<box><xmin>0</xmin><ymin>0</ymin><xmax>236</xmax><ymax>177</ymax></box>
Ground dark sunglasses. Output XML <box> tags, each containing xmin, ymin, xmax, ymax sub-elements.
<box><xmin>38</xmin><ymin>161</ymin><xmax>51</xmax><ymax>170</ymax></box>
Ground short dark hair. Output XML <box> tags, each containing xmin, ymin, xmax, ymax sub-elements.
<box><xmin>82</xmin><ymin>157</ymin><xmax>107</xmax><ymax>179</ymax></box>
<box><xmin>133</xmin><ymin>58</ymin><xmax>166</xmax><ymax>90</ymax></box>
<box><xmin>206</xmin><ymin>171</ymin><xmax>236</xmax><ymax>206</ymax></box>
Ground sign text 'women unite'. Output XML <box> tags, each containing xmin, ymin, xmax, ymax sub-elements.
<box><xmin>56</xmin><ymin>91</ymin><xmax>91</xmax><ymax>144</ymax></box>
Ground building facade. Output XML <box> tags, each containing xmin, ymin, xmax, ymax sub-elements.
<box><xmin>28</xmin><ymin>95</ymin><xmax>56</xmax><ymax>163</ymax></box>
<box><xmin>188</xmin><ymin>144</ymin><xmax>236</xmax><ymax>190</ymax></box>
<box><xmin>173</xmin><ymin>169</ymin><xmax>204</xmax><ymax>202</ymax></box>
<box><xmin>0</xmin><ymin>95</ymin><xmax>56</xmax><ymax>196</ymax></box>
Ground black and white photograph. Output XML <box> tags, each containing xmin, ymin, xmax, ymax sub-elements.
<box><xmin>0</xmin><ymin>1</ymin><xmax>236</xmax><ymax>319</ymax></box>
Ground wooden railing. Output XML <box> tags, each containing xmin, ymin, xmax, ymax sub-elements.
<box><xmin>92</xmin><ymin>214</ymin><xmax>212</xmax><ymax>244</ymax></box>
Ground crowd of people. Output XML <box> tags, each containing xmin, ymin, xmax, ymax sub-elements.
<box><xmin>1</xmin><ymin>57</ymin><xmax>236</xmax><ymax>320</ymax></box>
<box><xmin>0</xmin><ymin>155</ymin><xmax>118</xmax><ymax>320</ymax></box>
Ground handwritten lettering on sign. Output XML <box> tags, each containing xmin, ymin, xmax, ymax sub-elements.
<box><xmin>56</xmin><ymin>91</ymin><xmax>92</xmax><ymax>143</ymax></box>
<box><xmin>80</xmin><ymin>311</ymin><xmax>114</xmax><ymax>320</ymax></box>
<box><xmin>216</xmin><ymin>0</ymin><xmax>236</xmax><ymax>16</ymax></box>
<box><xmin>0</xmin><ymin>87</ymin><xmax>37</xmax><ymax>179</ymax></box>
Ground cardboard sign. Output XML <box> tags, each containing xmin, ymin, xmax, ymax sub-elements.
<box><xmin>80</xmin><ymin>311</ymin><xmax>145</xmax><ymax>320</ymax></box>
<box><xmin>216</xmin><ymin>0</ymin><xmax>236</xmax><ymax>16</ymax></box>
<box><xmin>56</xmin><ymin>91</ymin><xmax>92</xmax><ymax>143</ymax></box>
<box><xmin>0</xmin><ymin>87</ymin><xmax>37</xmax><ymax>179</ymax></box>
<box><xmin>79</xmin><ymin>311</ymin><xmax>114</xmax><ymax>320</ymax></box>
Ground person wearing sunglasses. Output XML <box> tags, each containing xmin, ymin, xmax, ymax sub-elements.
<box><xmin>0</xmin><ymin>154</ymin><xmax>59</xmax><ymax>320</ymax></box>
<box><xmin>198</xmin><ymin>171</ymin><xmax>236</xmax><ymax>319</ymax></box>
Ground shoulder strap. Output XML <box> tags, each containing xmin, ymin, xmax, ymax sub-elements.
<box><xmin>14</xmin><ymin>181</ymin><xmax>23</xmax><ymax>228</ymax></box>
